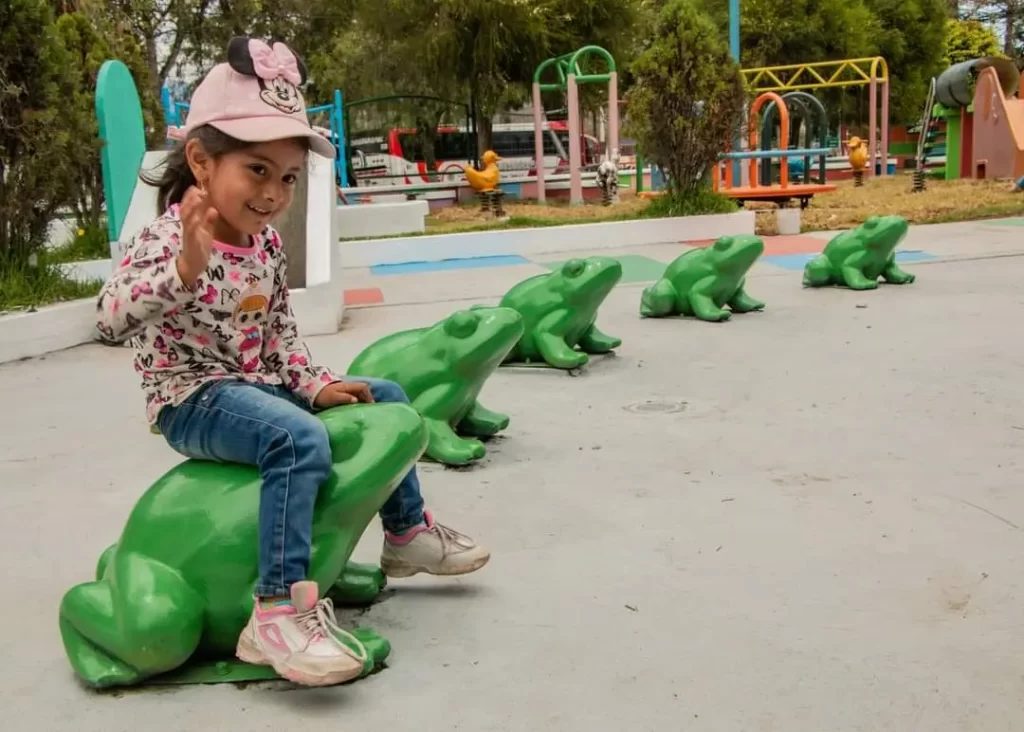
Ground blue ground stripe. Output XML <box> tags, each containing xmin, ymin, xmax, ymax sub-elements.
<box><xmin>370</xmin><ymin>254</ymin><xmax>530</xmax><ymax>276</ymax></box>
<box><xmin>762</xmin><ymin>250</ymin><xmax>937</xmax><ymax>271</ymax></box>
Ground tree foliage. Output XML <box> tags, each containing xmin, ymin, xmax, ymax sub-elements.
<box><xmin>0</xmin><ymin>0</ymin><xmax>76</xmax><ymax>261</ymax></box>
<box><xmin>624</xmin><ymin>0</ymin><xmax>746</xmax><ymax>198</ymax></box>
<box><xmin>943</xmin><ymin>17</ymin><xmax>1005</xmax><ymax>64</ymax></box>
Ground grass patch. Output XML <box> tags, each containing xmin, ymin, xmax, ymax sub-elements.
<box><xmin>0</xmin><ymin>253</ymin><xmax>103</xmax><ymax>314</ymax></box>
<box><xmin>750</xmin><ymin>175</ymin><xmax>1024</xmax><ymax>235</ymax></box>
<box><xmin>340</xmin><ymin>174</ymin><xmax>1024</xmax><ymax>242</ymax></box>
<box><xmin>47</xmin><ymin>222</ymin><xmax>110</xmax><ymax>263</ymax></box>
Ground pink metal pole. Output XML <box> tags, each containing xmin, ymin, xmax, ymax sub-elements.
<box><xmin>607</xmin><ymin>72</ymin><xmax>620</xmax><ymax>165</ymax></box>
<box><xmin>567</xmin><ymin>74</ymin><xmax>583</xmax><ymax>205</ymax></box>
<box><xmin>532</xmin><ymin>82</ymin><xmax>546</xmax><ymax>203</ymax></box>
<box><xmin>881</xmin><ymin>80</ymin><xmax>889</xmax><ymax>177</ymax></box>
<box><xmin>869</xmin><ymin>78</ymin><xmax>877</xmax><ymax>178</ymax></box>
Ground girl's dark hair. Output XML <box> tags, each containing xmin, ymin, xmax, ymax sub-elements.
<box><xmin>141</xmin><ymin>125</ymin><xmax>253</xmax><ymax>212</ymax></box>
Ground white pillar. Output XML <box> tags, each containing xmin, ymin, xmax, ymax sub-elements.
<box><xmin>567</xmin><ymin>74</ymin><xmax>583</xmax><ymax>205</ymax></box>
<box><xmin>607</xmin><ymin>71</ymin><xmax>620</xmax><ymax>165</ymax></box>
<box><xmin>532</xmin><ymin>83</ymin><xmax>546</xmax><ymax>203</ymax></box>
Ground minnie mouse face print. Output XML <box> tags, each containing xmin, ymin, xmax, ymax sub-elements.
<box><xmin>226</xmin><ymin>36</ymin><xmax>309</xmax><ymax>115</ymax></box>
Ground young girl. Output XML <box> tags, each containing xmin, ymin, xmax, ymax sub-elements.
<box><xmin>95</xmin><ymin>37</ymin><xmax>490</xmax><ymax>687</ymax></box>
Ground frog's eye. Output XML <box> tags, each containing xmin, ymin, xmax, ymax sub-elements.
<box><xmin>713</xmin><ymin>236</ymin><xmax>732</xmax><ymax>251</ymax></box>
<box><xmin>443</xmin><ymin>310</ymin><xmax>479</xmax><ymax>339</ymax></box>
<box><xmin>863</xmin><ymin>217</ymin><xmax>879</xmax><ymax>230</ymax></box>
<box><xmin>562</xmin><ymin>259</ymin><xmax>585</xmax><ymax>278</ymax></box>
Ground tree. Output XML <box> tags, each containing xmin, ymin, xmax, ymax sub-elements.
<box><xmin>308</xmin><ymin>0</ymin><xmax>641</xmax><ymax>156</ymax></box>
<box><xmin>0</xmin><ymin>0</ymin><xmax>78</xmax><ymax>262</ymax></box>
<box><xmin>861</xmin><ymin>0</ymin><xmax>949</xmax><ymax>123</ymax></box>
<box><xmin>55</xmin><ymin>2</ymin><xmax>162</xmax><ymax>230</ymax></box>
<box><xmin>943</xmin><ymin>17</ymin><xmax>1005</xmax><ymax>64</ymax></box>
<box><xmin>624</xmin><ymin>0</ymin><xmax>746</xmax><ymax>198</ymax></box>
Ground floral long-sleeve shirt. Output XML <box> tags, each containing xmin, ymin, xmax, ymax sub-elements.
<box><xmin>96</xmin><ymin>204</ymin><xmax>340</xmax><ymax>426</ymax></box>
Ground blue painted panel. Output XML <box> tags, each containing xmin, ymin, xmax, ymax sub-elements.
<box><xmin>371</xmin><ymin>254</ymin><xmax>530</xmax><ymax>276</ymax></box>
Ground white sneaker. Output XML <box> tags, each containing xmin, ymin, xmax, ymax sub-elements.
<box><xmin>381</xmin><ymin>510</ymin><xmax>491</xmax><ymax>578</ymax></box>
<box><xmin>236</xmin><ymin>580</ymin><xmax>368</xmax><ymax>686</ymax></box>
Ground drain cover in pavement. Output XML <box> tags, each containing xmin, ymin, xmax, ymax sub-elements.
<box><xmin>623</xmin><ymin>399</ymin><xmax>688</xmax><ymax>414</ymax></box>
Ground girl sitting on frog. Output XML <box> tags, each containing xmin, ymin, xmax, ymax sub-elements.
<box><xmin>95</xmin><ymin>36</ymin><xmax>489</xmax><ymax>687</ymax></box>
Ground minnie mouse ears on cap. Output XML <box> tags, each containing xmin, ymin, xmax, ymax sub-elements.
<box><xmin>182</xmin><ymin>36</ymin><xmax>335</xmax><ymax>159</ymax></box>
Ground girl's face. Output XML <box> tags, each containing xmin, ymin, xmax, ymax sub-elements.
<box><xmin>188</xmin><ymin>137</ymin><xmax>306</xmax><ymax>245</ymax></box>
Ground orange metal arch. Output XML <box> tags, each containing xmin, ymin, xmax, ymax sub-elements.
<box><xmin>748</xmin><ymin>92</ymin><xmax>789</xmax><ymax>188</ymax></box>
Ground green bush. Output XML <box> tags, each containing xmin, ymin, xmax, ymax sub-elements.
<box><xmin>641</xmin><ymin>188</ymin><xmax>738</xmax><ymax>218</ymax></box>
<box><xmin>624</xmin><ymin>0</ymin><xmax>746</xmax><ymax>200</ymax></box>
<box><xmin>49</xmin><ymin>221</ymin><xmax>110</xmax><ymax>263</ymax></box>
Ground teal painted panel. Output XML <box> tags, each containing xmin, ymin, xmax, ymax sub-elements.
<box><xmin>96</xmin><ymin>60</ymin><xmax>146</xmax><ymax>243</ymax></box>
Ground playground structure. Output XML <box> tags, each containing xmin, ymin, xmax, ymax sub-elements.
<box><xmin>532</xmin><ymin>45</ymin><xmax>619</xmax><ymax>205</ymax></box>
<box><xmin>712</xmin><ymin>91</ymin><xmax>837</xmax><ymax>208</ymax></box>
<box><xmin>740</xmin><ymin>57</ymin><xmax>894</xmax><ymax>181</ymax></box>
<box><xmin>911</xmin><ymin>57</ymin><xmax>1023</xmax><ymax>183</ymax></box>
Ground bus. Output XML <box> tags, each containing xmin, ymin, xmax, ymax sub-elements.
<box><xmin>347</xmin><ymin>121</ymin><xmax>602</xmax><ymax>187</ymax></box>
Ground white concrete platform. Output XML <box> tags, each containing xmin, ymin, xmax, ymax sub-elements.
<box><xmin>3</xmin><ymin>218</ymin><xmax>1024</xmax><ymax>729</ymax></box>
<box><xmin>341</xmin><ymin>210</ymin><xmax>755</xmax><ymax>267</ymax></box>
<box><xmin>336</xmin><ymin>200</ymin><xmax>430</xmax><ymax>238</ymax></box>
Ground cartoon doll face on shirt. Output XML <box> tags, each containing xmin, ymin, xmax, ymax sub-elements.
<box><xmin>233</xmin><ymin>293</ymin><xmax>269</xmax><ymax>356</ymax></box>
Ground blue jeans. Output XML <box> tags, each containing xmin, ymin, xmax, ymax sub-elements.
<box><xmin>155</xmin><ymin>376</ymin><xmax>426</xmax><ymax>597</ymax></box>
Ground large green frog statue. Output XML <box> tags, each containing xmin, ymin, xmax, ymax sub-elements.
<box><xmin>802</xmin><ymin>215</ymin><xmax>916</xmax><ymax>289</ymax></box>
<box><xmin>347</xmin><ymin>307</ymin><xmax>525</xmax><ymax>466</ymax></box>
<box><xmin>59</xmin><ymin>403</ymin><xmax>428</xmax><ymax>689</ymax></box>
<box><xmin>499</xmin><ymin>256</ymin><xmax>623</xmax><ymax>369</ymax></box>
<box><xmin>639</xmin><ymin>235</ymin><xmax>766</xmax><ymax>322</ymax></box>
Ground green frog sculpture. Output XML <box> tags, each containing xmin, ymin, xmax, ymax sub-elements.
<box><xmin>639</xmin><ymin>235</ymin><xmax>766</xmax><ymax>322</ymax></box>
<box><xmin>347</xmin><ymin>307</ymin><xmax>524</xmax><ymax>466</ymax></box>
<box><xmin>59</xmin><ymin>403</ymin><xmax>428</xmax><ymax>689</ymax></box>
<box><xmin>802</xmin><ymin>215</ymin><xmax>916</xmax><ymax>289</ymax></box>
<box><xmin>499</xmin><ymin>256</ymin><xmax>623</xmax><ymax>370</ymax></box>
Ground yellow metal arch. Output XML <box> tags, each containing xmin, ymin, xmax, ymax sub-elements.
<box><xmin>741</xmin><ymin>57</ymin><xmax>889</xmax><ymax>92</ymax></box>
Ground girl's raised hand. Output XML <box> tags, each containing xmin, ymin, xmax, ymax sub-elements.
<box><xmin>176</xmin><ymin>186</ymin><xmax>219</xmax><ymax>287</ymax></box>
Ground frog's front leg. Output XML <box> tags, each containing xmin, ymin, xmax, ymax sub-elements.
<box><xmin>424</xmin><ymin>417</ymin><xmax>486</xmax><ymax>465</ymax></box>
<box><xmin>727</xmin><ymin>281</ymin><xmax>765</xmax><ymax>313</ymax></box>
<box><xmin>415</xmin><ymin>387</ymin><xmax>487</xmax><ymax>464</ymax></box>
<box><xmin>457</xmin><ymin>400</ymin><xmax>510</xmax><ymax>437</ymax></box>
<box><xmin>59</xmin><ymin>552</ymin><xmax>205</xmax><ymax>688</ymax></box>
<box><xmin>839</xmin><ymin>263</ymin><xmax>879</xmax><ymax>290</ymax></box>
<box><xmin>578</xmin><ymin>322</ymin><xmax>621</xmax><ymax>353</ymax></box>
<box><xmin>536</xmin><ymin>331</ymin><xmax>588</xmax><ymax>369</ymax></box>
<box><xmin>688</xmin><ymin>279</ymin><xmax>731</xmax><ymax>321</ymax></box>
<box><xmin>881</xmin><ymin>254</ymin><xmax>916</xmax><ymax>284</ymax></box>
<box><xmin>327</xmin><ymin>561</ymin><xmax>387</xmax><ymax>607</ymax></box>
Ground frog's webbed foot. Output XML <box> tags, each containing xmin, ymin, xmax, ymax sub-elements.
<box><xmin>60</xmin><ymin>552</ymin><xmax>205</xmax><ymax>688</ymax></box>
<box><xmin>327</xmin><ymin>561</ymin><xmax>387</xmax><ymax>607</ymax></box>
<box><xmin>578</xmin><ymin>323</ymin><xmax>621</xmax><ymax>353</ymax></box>
<box><xmin>457</xmin><ymin>400</ymin><xmax>510</xmax><ymax>437</ymax></box>
<box><xmin>839</xmin><ymin>264</ymin><xmax>879</xmax><ymax>290</ymax></box>
<box><xmin>727</xmin><ymin>284</ymin><xmax>765</xmax><ymax>314</ymax></box>
<box><xmin>536</xmin><ymin>332</ymin><xmax>588</xmax><ymax>369</ymax></box>
<box><xmin>802</xmin><ymin>255</ymin><xmax>834</xmax><ymax>287</ymax></box>
<box><xmin>425</xmin><ymin>417</ymin><xmax>486</xmax><ymax>465</ymax></box>
<box><xmin>881</xmin><ymin>255</ymin><xmax>916</xmax><ymax>284</ymax></box>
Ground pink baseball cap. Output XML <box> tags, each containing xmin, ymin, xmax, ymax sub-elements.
<box><xmin>182</xmin><ymin>36</ymin><xmax>335</xmax><ymax>159</ymax></box>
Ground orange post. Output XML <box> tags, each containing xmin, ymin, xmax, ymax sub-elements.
<box><xmin>748</xmin><ymin>92</ymin><xmax>789</xmax><ymax>189</ymax></box>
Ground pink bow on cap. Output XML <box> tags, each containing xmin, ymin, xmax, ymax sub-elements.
<box><xmin>249</xmin><ymin>39</ymin><xmax>301</xmax><ymax>85</ymax></box>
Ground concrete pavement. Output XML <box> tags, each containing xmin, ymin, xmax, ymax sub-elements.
<box><xmin>3</xmin><ymin>218</ymin><xmax>1024</xmax><ymax>730</ymax></box>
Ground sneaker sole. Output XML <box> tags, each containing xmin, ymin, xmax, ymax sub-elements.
<box><xmin>381</xmin><ymin>552</ymin><xmax>490</xmax><ymax>579</ymax></box>
<box><xmin>236</xmin><ymin>634</ymin><xmax>365</xmax><ymax>687</ymax></box>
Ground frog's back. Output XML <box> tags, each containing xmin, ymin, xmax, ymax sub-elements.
<box><xmin>348</xmin><ymin>327</ymin><xmax>429</xmax><ymax>379</ymax></box>
<box><xmin>664</xmin><ymin>248</ymin><xmax>713</xmax><ymax>291</ymax></box>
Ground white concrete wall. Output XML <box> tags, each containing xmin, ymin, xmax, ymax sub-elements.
<box><xmin>336</xmin><ymin>200</ymin><xmax>429</xmax><ymax>239</ymax></box>
<box><xmin>339</xmin><ymin>210</ymin><xmax>755</xmax><ymax>268</ymax></box>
